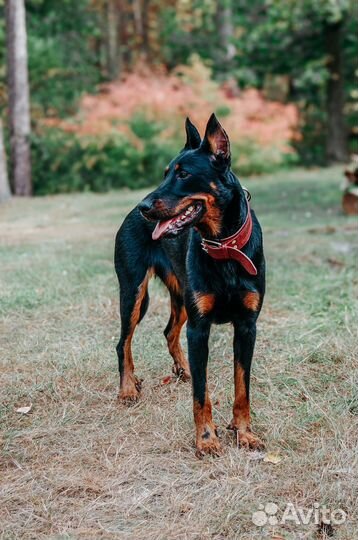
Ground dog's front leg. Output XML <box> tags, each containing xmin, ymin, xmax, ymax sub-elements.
<box><xmin>187</xmin><ymin>319</ymin><xmax>221</xmax><ymax>458</ymax></box>
<box><xmin>228</xmin><ymin>320</ymin><xmax>265</xmax><ymax>450</ymax></box>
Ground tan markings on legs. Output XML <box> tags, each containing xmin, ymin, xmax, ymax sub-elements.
<box><xmin>194</xmin><ymin>292</ymin><xmax>215</xmax><ymax>316</ymax></box>
<box><xmin>119</xmin><ymin>269</ymin><xmax>153</xmax><ymax>402</ymax></box>
<box><xmin>231</xmin><ymin>364</ymin><xmax>250</xmax><ymax>432</ymax></box>
<box><xmin>166</xmin><ymin>305</ymin><xmax>190</xmax><ymax>381</ymax></box>
<box><xmin>243</xmin><ymin>291</ymin><xmax>260</xmax><ymax>311</ymax></box>
<box><xmin>164</xmin><ymin>273</ymin><xmax>190</xmax><ymax>380</ymax></box>
<box><xmin>229</xmin><ymin>363</ymin><xmax>264</xmax><ymax>450</ymax></box>
<box><xmin>194</xmin><ymin>392</ymin><xmax>221</xmax><ymax>457</ymax></box>
<box><xmin>165</xmin><ymin>272</ymin><xmax>182</xmax><ymax>297</ymax></box>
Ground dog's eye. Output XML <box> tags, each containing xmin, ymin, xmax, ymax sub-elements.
<box><xmin>177</xmin><ymin>170</ymin><xmax>190</xmax><ymax>180</ymax></box>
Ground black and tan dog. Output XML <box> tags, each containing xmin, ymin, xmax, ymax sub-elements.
<box><xmin>114</xmin><ymin>114</ymin><xmax>265</xmax><ymax>457</ymax></box>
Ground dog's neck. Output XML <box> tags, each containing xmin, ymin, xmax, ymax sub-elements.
<box><xmin>221</xmin><ymin>182</ymin><xmax>247</xmax><ymax>238</ymax></box>
<box><xmin>206</xmin><ymin>171</ymin><xmax>248</xmax><ymax>240</ymax></box>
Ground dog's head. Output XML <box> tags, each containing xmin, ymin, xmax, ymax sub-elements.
<box><xmin>138</xmin><ymin>114</ymin><xmax>236</xmax><ymax>240</ymax></box>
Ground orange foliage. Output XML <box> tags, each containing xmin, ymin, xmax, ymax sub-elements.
<box><xmin>43</xmin><ymin>60</ymin><xmax>298</xmax><ymax>152</ymax></box>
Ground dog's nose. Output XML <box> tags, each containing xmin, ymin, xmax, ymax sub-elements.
<box><xmin>138</xmin><ymin>199</ymin><xmax>153</xmax><ymax>217</ymax></box>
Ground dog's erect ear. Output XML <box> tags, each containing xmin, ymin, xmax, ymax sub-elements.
<box><xmin>184</xmin><ymin>117</ymin><xmax>201</xmax><ymax>150</ymax></box>
<box><xmin>201</xmin><ymin>113</ymin><xmax>230</xmax><ymax>162</ymax></box>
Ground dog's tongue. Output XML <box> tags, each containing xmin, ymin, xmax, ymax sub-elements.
<box><xmin>152</xmin><ymin>217</ymin><xmax>174</xmax><ymax>240</ymax></box>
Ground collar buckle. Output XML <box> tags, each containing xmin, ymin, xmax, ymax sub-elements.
<box><xmin>202</xmin><ymin>238</ymin><xmax>222</xmax><ymax>248</ymax></box>
<box><xmin>201</xmin><ymin>241</ymin><xmax>208</xmax><ymax>253</ymax></box>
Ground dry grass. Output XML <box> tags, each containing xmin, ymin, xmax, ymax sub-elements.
<box><xmin>1</xmin><ymin>167</ymin><xmax>357</xmax><ymax>539</ymax></box>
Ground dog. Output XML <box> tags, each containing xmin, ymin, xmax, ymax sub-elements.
<box><xmin>114</xmin><ymin>114</ymin><xmax>265</xmax><ymax>457</ymax></box>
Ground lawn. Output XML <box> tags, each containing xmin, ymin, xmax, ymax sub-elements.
<box><xmin>1</xmin><ymin>167</ymin><xmax>357</xmax><ymax>539</ymax></box>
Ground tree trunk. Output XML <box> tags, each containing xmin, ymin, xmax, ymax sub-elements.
<box><xmin>141</xmin><ymin>0</ymin><xmax>151</xmax><ymax>62</ymax></box>
<box><xmin>215</xmin><ymin>0</ymin><xmax>235</xmax><ymax>74</ymax></box>
<box><xmin>132</xmin><ymin>0</ymin><xmax>151</xmax><ymax>62</ymax></box>
<box><xmin>105</xmin><ymin>0</ymin><xmax>120</xmax><ymax>79</ymax></box>
<box><xmin>6</xmin><ymin>0</ymin><xmax>32</xmax><ymax>196</ymax></box>
<box><xmin>0</xmin><ymin>118</ymin><xmax>11</xmax><ymax>202</ymax></box>
<box><xmin>325</xmin><ymin>20</ymin><xmax>348</xmax><ymax>163</ymax></box>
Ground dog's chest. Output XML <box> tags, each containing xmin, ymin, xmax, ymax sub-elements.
<box><xmin>204</xmin><ymin>262</ymin><xmax>256</xmax><ymax>323</ymax></box>
<box><xmin>216</xmin><ymin>260</ymin><xmax>242</xmax><ymax>290</ymax></box>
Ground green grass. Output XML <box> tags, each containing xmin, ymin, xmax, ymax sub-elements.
<box><xmin>1</xmin><ymin>167</ymin><xmax>357</xmax><ymax>539</ymax></box>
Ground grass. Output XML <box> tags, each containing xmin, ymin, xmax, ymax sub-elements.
<box><xmin>1</xmin><ymin>166</ymin><xmax>357</xmax><ymax>539</ymax></box>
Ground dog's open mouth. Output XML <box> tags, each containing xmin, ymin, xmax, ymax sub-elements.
<box><xmin>152</xmin><ymin>202</ymin><xmax>203</xmax><ymax>240</ymax></box>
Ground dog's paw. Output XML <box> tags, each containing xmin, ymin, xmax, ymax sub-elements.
<box><xmin>227</xmin><ymin>422</ymin><xmax>265</xmax><ymax>450</ymax></box>
<box><xmin>195</xmin><ymin>427</ymin><xmax>222</xmax><ymax>458</ymax></box>
<box><xmin>237</xmin><ymin>431</ymin><xmax>265</xmax><ymax>450</ymax></box>
<box><xmin>118</xmin><ymin>376</ymin><xmax>142</xmax><ymax>404</ymax></box>
<box><xmin>172</xmin><ymin>364</ymin><xmax>191</xmax><ymax>382</ymax></box>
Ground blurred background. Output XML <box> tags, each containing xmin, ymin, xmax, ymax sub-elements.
<box><xmin>0</xmin><ymin>0</ymin><xmax>357</xmax><ymax>199</ymax></box>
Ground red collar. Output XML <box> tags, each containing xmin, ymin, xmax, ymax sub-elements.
<box><xmin>200</xmin><ymin>192</ymin><xmax>257</xmax><ymax>275</ymax></box>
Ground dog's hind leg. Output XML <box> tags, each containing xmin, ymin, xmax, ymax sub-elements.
<box><xmin>160</xmin><ymin>270</ymin><xmax>190</xmax><ymax>381</ymax></box>
<box><xmin>164</xmin><ymin>292</ymin><xmax>190</xmax><ymax>381</ymax></box>
<box><xmin>116</xmin><ymin>268</ymin><xmax>152</xmax><ymax>402</ymax></box>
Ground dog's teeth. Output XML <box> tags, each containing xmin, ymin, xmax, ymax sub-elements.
<box><xmin>188</xmin><ymin>206</ymin><xmax>194</xmax><ymax>212</ymax></box>
<box><xmin>185</xmin><ymin>210</ymin><xmax>191</xmax><ymax>215</ymax></box>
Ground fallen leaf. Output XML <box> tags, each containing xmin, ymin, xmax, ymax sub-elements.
<box><xmin>161</xmin><ymin>376</ymin><xmax>172</xmax><ymax>385</ymax></box>
<box><xmin>263</xmin><ymin>452</ymin><xmax>282</xmax><ymax>464</ymax></box>
<box><xmin>16</xmin><ymin>404</ymin><xmax>32</xmax><ymax>414</ymax></box>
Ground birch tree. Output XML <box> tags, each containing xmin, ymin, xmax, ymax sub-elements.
<box><xmin>6</xmin><ymin>0</ymin><xmax>32</xmax><ymax>196</ymax></box>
